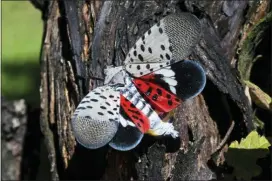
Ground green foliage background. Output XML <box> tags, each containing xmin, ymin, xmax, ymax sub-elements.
<box><xmin>2</xmin><ymin>1</ymin><xmax>43</xmax><ymax>107</ymax></box>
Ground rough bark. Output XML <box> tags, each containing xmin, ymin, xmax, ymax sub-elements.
<box><xmin>1</xmin><ymin>97</ymin><xmax>42</xmax><ymax>180</ymax></box>
<box><xmin>1</xmin><ymin>98</ymin><xmax>27</xmax><ymax>180</ymax></box>
<box><xmin>38</xmin><ymin>0</ymin><xmax>270</xmax><ymax>180</ymax></box>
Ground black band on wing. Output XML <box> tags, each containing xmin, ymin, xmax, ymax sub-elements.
<box><xmin>109</xmin><ymin>124</ymin><xmax>144</xmax><ymax>151</ymax></box>
<box><xmin>172</xmin><ymin>60</ymin><xmax>206</xmax><ymax>100</ymax></box>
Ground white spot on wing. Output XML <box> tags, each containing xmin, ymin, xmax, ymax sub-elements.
<box><xmin>162</xmin><ymin>77</ymin><xmax>177</xmax><ymax>86</ymax></box>
<box><xmin>154</xmin><ymin>68</ymin><xmax>175</xmax><ymax>77</ymax></box>
<box><xmin>119</xmin><ymin>115</ymin><xmax>128</xmax><ymax>127</ymax></box>
<box><xmin>169</xmin><ymin>86</ymin><xmax>176</xmax><ymax>94</ymax></box>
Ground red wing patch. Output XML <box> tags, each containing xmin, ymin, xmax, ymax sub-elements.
<box><xmin>120</xmin><ymin>95</ymin><xmax>150</xmax><ymax>133</ymax></box>
<box><xmin>138</xmin><ymin>73</ymin><xmax>156</xmax><ymax>81</ymax></box>
<box><xmin>133</xmin><ymin>77</ymin><xmax>181</xmax><ymax>113</ymax></box>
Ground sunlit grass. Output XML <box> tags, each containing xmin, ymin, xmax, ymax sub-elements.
<box><xmin>2</xmin><ymin>1</ymin><xmax>43</xmax><ymax>107</ymax></box>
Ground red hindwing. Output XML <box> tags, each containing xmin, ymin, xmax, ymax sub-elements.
<box><xmin>120</xmin><ymin>95</ymin><xmax>150</xmax><ymax>133</ymax></box>
<box><xmin>133</xmin><ymin>74</ymin><xmax>181</xmax><ymax>113</ymax></box>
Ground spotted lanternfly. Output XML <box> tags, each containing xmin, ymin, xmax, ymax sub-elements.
<box><xmin>71</xmin><ymin>12</ymin><xmax>206</xmax><ymax>151</ymax></box>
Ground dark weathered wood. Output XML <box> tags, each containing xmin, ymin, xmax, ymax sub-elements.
<box><xmin>1</xmin><ymin>98</ymin><xmax>27</xmax><ymax>180</ymax></box>
<box><xmin>1</xmin><ymin>98</ymin><xmax>42</xmax><ymax>180</ymax></box>
<box><xmin>38</xmin><ymin>0</ymin><xmax>270</xmax><ymax>180</ymax></box>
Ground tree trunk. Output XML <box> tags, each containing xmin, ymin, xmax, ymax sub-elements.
<box><xmin>1</xmin><ymin>98</ymin><xmax>27</xmax><ymax>180</ymax></box>
<box><xmin>37</xmin><ymin>0</ymin><xmax>270</xmax><ymax>180</ymax></box>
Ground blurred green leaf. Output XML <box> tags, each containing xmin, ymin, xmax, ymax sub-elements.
<box><xmin>253</xmin><ymin>115</ymin><xmax>265</xmax><ymax>130</ymax></box>
<box><xmin>2</xmin><ymin>1</ymin><xmax>43</xmax><ymax>107</ymax></box>
<box><xmin>229</xmin><ymin>131</ymin><xmax>271</xmax><ymax>149</ymax></box>
<box><xmin>225</xmin><ymin>131</ymin><xmax>271</xmax><ymax>180</ymax></box>
<box><xmin>245</xmin><ymin>81</ymin><xmax>272</xmax><ymax>112</ymax></box>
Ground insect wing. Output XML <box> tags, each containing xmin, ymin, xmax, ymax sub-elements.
<box><xmin>109</xmin><ymin>116</ymin><xmax>144</xmax><ymax>151</ymax></box>
<box><xmin>131</xmin><ymin>60</ymin><xmax>206</xmax><ymax>115</ymax></box>
<box><xmin>120</xmin><ymin>95</ymin><xmax>150</xmax><ymax>133</ymax></box>
<box><xmin>162</xmin><ymin>60</ymin><xmax>206</xmax><ymax>100</ymax></box>
<box><xmin>124</xmin><ymin>13</ymin><xmax>201</xmax><ymax>77</ymax></box>
<box><xmin>133</xmin><ymin>78</ymin><xmax>181</xmax><ymax>113</ymax></box>
<box><xmin>71</xmin><ymin>86</ymin><xmax>121</xmax><ymax>149</ymax></box>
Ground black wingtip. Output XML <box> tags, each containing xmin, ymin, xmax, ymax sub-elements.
<box><xmin>109</xmin><ymin>124</ymin><xmax>144</xmax><ymax>151</ymax></box>
<box><xmin>172</xmin><ymin>60</ymin><xmax>206</xmax><ymax>100</ymax></box>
